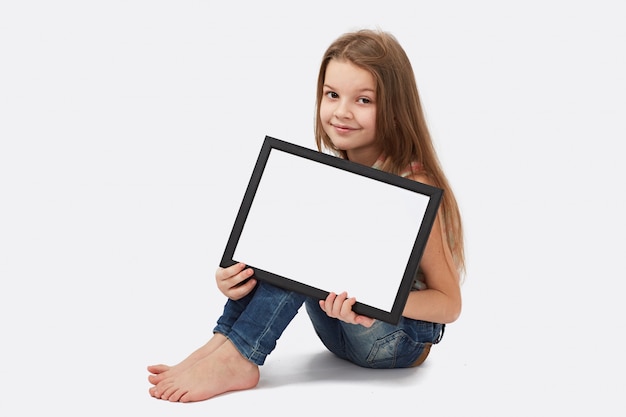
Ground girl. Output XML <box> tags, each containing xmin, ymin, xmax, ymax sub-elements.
<box><xmin>147</xmin><ymin>28</ymin><xmax>464</xmax><ymax>403</ymax></box>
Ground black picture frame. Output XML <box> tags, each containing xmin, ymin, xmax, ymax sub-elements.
<box><xmin>220</xmin><ymin>136</ymin><xmax>443</xmax><ymax>324</ymax></box>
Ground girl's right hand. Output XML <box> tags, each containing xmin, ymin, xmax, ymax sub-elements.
<box><xmin>215</xmin><ymin>262</ymin><xmax>257</xmax><ymax>300</ymax></box>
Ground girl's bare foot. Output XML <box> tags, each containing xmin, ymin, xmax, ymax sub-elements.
<box><xmin>149</xmin><ymin>339</ymin><xmax>260</xmax><ymax>402</ymax></box>
<box><xmin>147</xmin><ymin>333</ymin><xmax>228</xmax><ymax>385</ymax></box>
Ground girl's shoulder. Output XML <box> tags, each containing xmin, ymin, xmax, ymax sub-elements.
<box><xmin>373</xmin><ymin>154</ymin><xmax>430</xmax><ymax>184</ymax></box>
<box><xmin>402</xmin><ymin>162</ymin><xmax>433</xmax><ymax>186</ymax></box>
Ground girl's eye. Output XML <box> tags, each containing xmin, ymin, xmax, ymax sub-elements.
<box><xmin>358</xmin><ymin>97</ymin><xmax>371</xmax><ymax>104</ymax></box>
<box><xmin>325</xmin><ymin>91</ymin><xmax>339</xmax><ymax>99</ymax></box>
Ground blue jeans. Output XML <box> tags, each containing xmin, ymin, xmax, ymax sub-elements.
<box><xmin>213</xmin><ymin>281</ymin><xmax>444</xmax><ymax>367</ymax></box>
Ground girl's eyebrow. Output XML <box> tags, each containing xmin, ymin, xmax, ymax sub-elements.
<box><xmin>323</xmin><ymin>84</ymin><xmax>376</xmax><ymax>95</ymax></box>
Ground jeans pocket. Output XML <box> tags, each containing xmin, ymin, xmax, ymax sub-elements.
<box><xmin>365</xmin><ymin>329</ymin><xmax>420</xmax><ymax>368</ymax></box>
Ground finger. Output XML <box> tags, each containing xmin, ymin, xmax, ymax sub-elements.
<box><xmin>332</xmin><ymin>292</ymin><xmax>348</xmax><ymax>317</ymax></box>
<box><xmin>340</xmin><ymin>296</ymin><xmax>357</xmax><ymax>318</ymax></box>
<box><xmin>222</xmin><ymin>268</ymin><xmax>254</xmax><ymax>289</ymax></box>
<box><xmin>355</xmin><ymin>315</ymin><xmax>375</xmax><ymax>328</ymax></box>
<box><xmin>221</xmin><ymin>265</ymin><xmax>253</xmax><ymax>288</ymax></box>
<box><xmin>227</xmin><ymin>262</ymin><xmax>248</xmax><ymax>278</ymax></box>
<box><xmin>338</xmin><ymin>296</ymin><xmax>359</xmax><ymax>323</ymax></box>
<box><xmin>323</xmin><ymin>292</ymin><xmax>337</xmax><ymax>316</ymax></box>
<box><xmin>216</xmin><ymin>264</ymin><xmax>253</xmax><ymax>297</ymax></box>
<box><xmin>232</xmin><ymin>267</ymin><xmax>254</xmax><ymax>288</ymax></box>
<box><xmin>227</xmin><ymin>277</ymin><xmax>257</xmax><ymax>300</ymax></box>
<box><xmin>216</xmin><ymin>263</ymin><xmax>245</xmax><ymax>282</ymax></box>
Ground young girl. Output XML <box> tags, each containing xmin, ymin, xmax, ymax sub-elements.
<box><xmin>147</xmin><ymin>28</ymin><xmax>465</xmax><ymax>403</ymax></box>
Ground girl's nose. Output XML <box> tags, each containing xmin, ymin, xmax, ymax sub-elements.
<box><xmin>333</xmin><ymin>100</ymin><xmax>352</xmax><ymax>119</ymax></box>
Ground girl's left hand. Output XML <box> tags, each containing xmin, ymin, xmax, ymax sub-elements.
<box><xmin>319</xmin><ymin>291</ymin><xmax>375</xmax><ymax>328</ymax></box>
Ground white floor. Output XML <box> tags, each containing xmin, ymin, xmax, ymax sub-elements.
<box><xmin>1</xmin><ymin>1</ymin><xmax>625</xmax><ymax>416</ymax></box>
<box><xmin>1</xmin><ymin>184</ymin><xmax>623</xmax><ymax>416</ymax></box>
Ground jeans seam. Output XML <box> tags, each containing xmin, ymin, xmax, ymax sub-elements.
<box><xmin>250</xmin><ymin>289</ymin><xmax>296</xmax><ymax>361</ymax></box>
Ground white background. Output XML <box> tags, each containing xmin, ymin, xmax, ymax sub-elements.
<box><xmin>1</xmin><ymin>1</ymin><xmax>624</xmax><ymax>415</ymax></box>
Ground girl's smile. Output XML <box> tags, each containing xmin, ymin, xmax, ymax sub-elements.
<box><xmin>331</xmin><ymin>122</ymin><xmax>357</xmax><ymax>133</ymax></box>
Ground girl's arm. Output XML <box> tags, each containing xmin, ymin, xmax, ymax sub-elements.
<box><xmin>402</xmin><ymin>212</ymin><xmax>462</xmax><ymax>323</ymax></box>
<box><xmin>401</xmin><ymin>174</ymin><xmax>462</xmax><ymax>324</ymax></box>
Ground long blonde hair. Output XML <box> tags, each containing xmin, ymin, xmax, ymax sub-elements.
<box><xmin>314</xmin><ymin>29</ymin><xmax>465</xmax><ymax>276</ymax></box>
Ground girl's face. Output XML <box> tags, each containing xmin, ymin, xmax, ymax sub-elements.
<box><xmin>320</xmin><ymin>59</ymin><xmax>380</xmax><ymax>166</ymax></box>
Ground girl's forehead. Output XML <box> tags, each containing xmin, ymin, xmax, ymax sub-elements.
<box><xmin>324</xmin><ymin>60</ymin><xmax>376</xmax><ymax>89</ymax></box>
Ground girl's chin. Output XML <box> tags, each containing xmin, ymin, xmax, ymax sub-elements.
<box><xmin>331</xmin><ymin>144</ymin><xmax>350</xmax><ymax>153</ymax></box>
<box><xmin>328</xmin><ymin>138</ymin><xmax>350</xmax><ymax>151</ymax></box>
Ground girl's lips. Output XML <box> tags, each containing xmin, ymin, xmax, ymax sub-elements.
<box><xmin>332</xmin><ymin>124</ymin><xmax>355</xmax><ymax>133</ymax></box>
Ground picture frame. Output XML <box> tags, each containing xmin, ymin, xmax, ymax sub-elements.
<box><xmin>220</xmin><ymin>136</ymin><xmax>443</xmax><ymax>324</ymax></box>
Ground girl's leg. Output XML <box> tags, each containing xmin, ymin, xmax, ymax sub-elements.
<box><xmin>212</xmin><ymin>283</ymin><xmax>260</xmax><ymax>339</ymax></box>
<box><xmin>304</xmin><ymin>297</ymin><xmax>349</xmax><ymax>360</ymax></box>
<box><xmin>148</xmin><ymin>285</ymin><xmax>260</xmax><ymax>384</ymax></box>
<box><xmin>150</xmin><ymin>282</ymin><xmax>306</xmax><ymax>402</ymax></box>
<box><xmin>305</xmin><ymin>297</ymin><xmax>444</xmax><ymax>369</ymax></box>
<box><xmin>218</xmin><ymin>281</ymin><xmax>307</xmax><ymax>365</ymax></box>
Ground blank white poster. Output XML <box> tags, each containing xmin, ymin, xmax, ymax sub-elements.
<box><xmin>233</xmin><ymin>148</ymin><xmax>430</xmax><ymax>312</ymax></box>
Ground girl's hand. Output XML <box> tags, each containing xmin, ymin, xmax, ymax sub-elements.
<box><xmin>215</xmin><ymin>263</ymin><xmax>257</xmax><ymax>300</ymax></box>
<box><xmin>319</xmin><ymin>291</ymin><xmax>375</xmax><ymax>328</ymax></box>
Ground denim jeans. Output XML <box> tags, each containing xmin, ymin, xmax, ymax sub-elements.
<box><xmin>213</xmin><ymin>281</ymin><xmax>444</xmax><ymax>367</ymax></box>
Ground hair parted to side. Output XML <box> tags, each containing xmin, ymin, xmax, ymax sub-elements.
<box><xmin>314</xmin><ymin>28</ymin><xmax>465</xmax><ymax>277</ymax></box>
